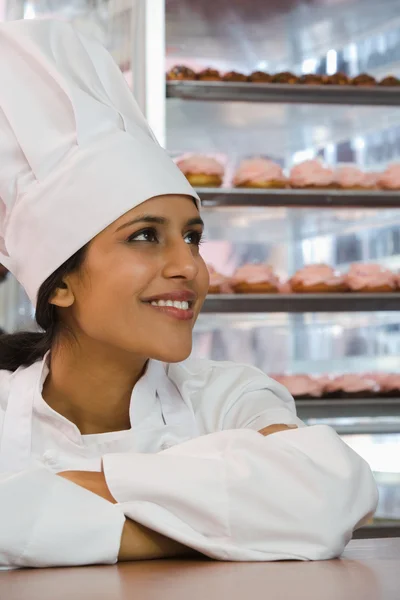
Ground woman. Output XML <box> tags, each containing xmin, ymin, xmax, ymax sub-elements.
<box><xmin>0</xmin><ymin>19</ymin><xmax>377</xmax><ymax>569</ymax></box>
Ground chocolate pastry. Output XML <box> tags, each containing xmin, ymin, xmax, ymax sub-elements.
<box><xmin>323</xmin><ymin>72</ymin><xmax>350</xmax><ymax>85</ymax></box>
<box><xmin>299</xmin><ymin>74</ymin><xmax>324</xmax><ymax>85</ymax></box>
<box><xmin>222</xmin><ymin>71</ymin><xmax>248</xmax><ymax>82</ymax></box>
<box><xmin>351</xmin><ymin>73</ymin><xmax>377</xmax><ymax>86</ymax></box>
<box><xmin>248</xmin><ymin>71</ymin><xmax>272</xmax><ymax>83</ymax></box>
<box><xmin>379</xmin><ymin>75</ymin><xmax>400</xmax><ymax>86</ymax></box>
<box><xmin>197</xmin><ymin>68</ymin><xmax>221</xmax><ymax>81</ymax></box>
<box><xmin>166</xmin><ymin>65</ymin><xmax>196</xmax><ymax>81</ymax></box>
<box><xmin>271</xmin><ymin>71</ymin><xmax>299</xmax><ymax>84</ymax></box>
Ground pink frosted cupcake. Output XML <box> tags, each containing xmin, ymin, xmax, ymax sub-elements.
<box><xmin>290</xmin><ymin>264</ymin><xmax>347</xmax><ymax>293</ymax></box>
<box><xmin>176</xmin><ymin>155</ymin><xmax>224</xmax><ymax>187</ymax></box>
<box><xmin>373</xmin><ymin>374</ymin><xmax>400</xmax><ymax>397</ymax></box>
<box><xmin>334</xmin><ymin>165</ymin><xmax>377</xmax><ymax>190</ymax></box>
<box><xmin>231</xmin><ymin>263</ymin><xmax>280</xmax><ymax>294</ymax></box>
<box><xmin>272</xmin><ymin>375</ymin><xmax>324</xmax><ymax>399</ymax></box>
<box><xmin>324</xmin><ymin>374</ymin><xmax>379</xmax><ymax>398</ymax></box>
<box><xmin>233</xmin><ymin>158</ymin><xmax>288</xmax><ymax>189</ymax></box>
<box><xmin>207</xmin><ymin>264</ymin><xmax>232</xmax><ymax>294</ymax></box>
<box><xmin>346</xmin><ymin>263</ymin><xmax>397</xmax><ymax>293</ymax></box>
<box><xmin>377</xmin><ymin>164</ymin><xmax>400</xmax><ymax>190</ymax></box>
<box><xmin>289</xmin><ymin>160</ymin><xmax>335</xmax><ymax>189</ymax></box>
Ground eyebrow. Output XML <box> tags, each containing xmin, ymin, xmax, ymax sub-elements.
<box><xmin>116</xmin><ymin>215</ymin><xmax>204</xmax><ymax>232</ymax></box>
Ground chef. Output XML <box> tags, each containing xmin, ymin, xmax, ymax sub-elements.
<box><xmin>0</xmin><ymin>19</ymin><xmax>377</xmax><ymax>569</ymax></box>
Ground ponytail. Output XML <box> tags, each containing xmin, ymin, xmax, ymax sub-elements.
<box><xmin>0</xmin><ymin>245</ymin><xmax>87</xmax><ymax>371</ymax></box>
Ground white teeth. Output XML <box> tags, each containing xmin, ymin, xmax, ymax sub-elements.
<box><xmin>150</xmin><ymin>299</ymin><xmax>190</xmax><ymax>310</ymax></box>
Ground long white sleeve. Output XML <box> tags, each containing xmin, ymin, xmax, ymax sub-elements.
<box><xmin>103</xmin><ymin>426</ymin><xmax>378</xmax><ymax>561</ymax></box>
<box><xmin>0</xmin><ymin>468</ymin><xmax>125</xmax><ymax>569</ymax></box>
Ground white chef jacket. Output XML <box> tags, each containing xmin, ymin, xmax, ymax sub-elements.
<box><xmin>0</xmin><ymin>355</ymin><xmax>378</xmax><ymax>568</ymax></box>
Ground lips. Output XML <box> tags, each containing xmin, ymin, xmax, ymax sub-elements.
<box><xmin>141</xmin><ymin>290</ymin><xmax>197</xmax><ymax>307</ymax></box>
<box><xmin>141</xmin><ymin>290</ymin><xmax>196</xmax><ymax>321</ymax></box>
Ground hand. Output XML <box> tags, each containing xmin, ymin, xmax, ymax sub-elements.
<box><xmin>57</xmin><ymin>470</ymin><xmax>117</xmax><ymax>504</ymax></box>
<box><xmin>258</xmin><ymin>424</ymin><xmax>298</xmax><ymax>437</ymax></box>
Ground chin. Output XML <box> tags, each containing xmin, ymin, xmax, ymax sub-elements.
<box><xmin>150</xmin><ymin>342</ymin><xmax>192</xmax><ymax>364</ymax></box>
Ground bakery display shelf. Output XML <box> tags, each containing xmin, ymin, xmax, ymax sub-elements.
<box><xmin>296</xmin><ymin>397</ymin><xmax>400</xmax><ymax>421</ymax></box>
<box><xmin>202</xmin><ymin>294</ymin><xmax>400</xmax><ymax>314</ymax></box>
<box><xmin>198</xmin><ymin>187</ymin><xmax>400</xmax><ymax>208</ymax></box>
<box><xmin>167</xmin><ymin>81</ymin><xmax>400</xmax><ymax>106</ymax></box>
<box><xmin>354</xmin><ymin>522</ymin><xmax>400</xmax><ymax>539</ymax></box>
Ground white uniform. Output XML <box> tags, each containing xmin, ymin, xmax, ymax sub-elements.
<box><xmin>0</xmin><ymin>356</ymin><xmax>378</xmax><ymax>568</ymax></box>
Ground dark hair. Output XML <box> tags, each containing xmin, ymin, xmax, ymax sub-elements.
<box><xmin>0</xmin><ymin>246</ymin><xmax>88</xmax><ymax>372</ymax></box>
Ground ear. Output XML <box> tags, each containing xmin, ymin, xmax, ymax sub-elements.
<box><xmin>49</xmin><ymin>279</ymin><xmax>75</xmax><ymax>308</ymax></box>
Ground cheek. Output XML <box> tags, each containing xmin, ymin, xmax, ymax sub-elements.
<box><xmin>73</xmin><ymin>254</ymin><xmax>158</xmax><ymax>324</ymax></box>
<box><xmin>197</xmin><ymin>258</ymin><xmax>210</xmax><ymax>297</ymax></box>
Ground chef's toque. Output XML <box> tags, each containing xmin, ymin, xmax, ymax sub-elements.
<box><xmin>0</xmin><ymin>19</ymin><xmax>198</xmax><ymax>305</ymax></box>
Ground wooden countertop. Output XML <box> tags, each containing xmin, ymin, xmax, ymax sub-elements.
<box><xmin>1</xmin><ymin>538</ymin><xmax>399</xmax><ymax>600</ymax></box>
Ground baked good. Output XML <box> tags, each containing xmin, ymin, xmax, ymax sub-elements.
<box><xmin>271</xmin><ymin>71</ymin><xmax>299</xmax><ymax>84</ymax></box>
<box><xmin>379</xmin><ymin>76</ymin><xmax>400</xmax><ymax>86</ymax></box>
<box><xmin>299</xmin><ymin>74</ymin><xmax>324</xmax><ymax>85</ymax></box>
<box><xmin>233</xmin><ymin>158</ymin><xmax>287</xmax><ymax>189</ymax></box>
<box><xmin>167</xmin><ymin>65</ymin><xmax>196</xmax><ymax>81</ymax></box>
<box><xmin>289</xmin><ymin>159</ymin><xmax>335</xmax><ymax>189</ymax></box>
<box><xmin>176</xmin><ymin>155</ymin><xmax>224</xmax><ymax>187</ymax></box>
<box><xmin>345</xmin><ymin>263</ymin><xmax>397</xmax><ymax>293</ymax></box>
<box><xmin>197</xmin><ymin>68</ymin><xmax>221</xmax><ymax>81</ymax></box>
<box><xmin>248</xmin><ymin>71</ymin><xmax>272</xmax><ymax>83</ymax></box>
<box><xmin>323</xmin><ymin>72</ymin><xmax>350</xmax><ymax>85</ymax></box>
<box><xmin>207</xmin><ymin>265</ymin><xmax>232</xmax><ymax>294</ymax></box>
<box><xmin>377</xmin><ymin>164</ymin><xmax>400</xmax><ymax>190</ymax></box>
<box><xmin>272</xmin><ymin>375</ymin><xmax>323</xmax><ymax>399</ymax></box>
<box><xmin>323</xmin><ymin>375</ymin><xmax>379</xmax><ymax>398</ymax></box>
<box><xmin>362</xmin><ymin>171</ymin><xmax>379</xmax><ymax>189</ymax></box>
<box><xmin>278</xmin><ymin>280</ymin><xmax>292</xmax><ymax>294</ymax></box>
<box><xmin>334</xmin><ymin>165</ymin><xmax>376</xmax><ymax>190</ymax></box>
<box><xmin>231</xmin><ymin>264</ymin><xmax>280</xmax><ymax>294</ymax></box>
<box><xmin>222</xmin><ymin>71</ymin><xmax>247</xmax><ymax>82</ymax></box>
<box><xmin>368</xmin><ymin>374</ymin><xmax>400</xmax><ymax>397</ymax></box>
<box><xmin>290</xmin><ymin>264</ymin><xmax>347</xmax><ymax>293</ymax></box>
<box><xmin>351</xmin><ymin>73</ymin><xmax>377</xmax><ymax>86</ymax></box>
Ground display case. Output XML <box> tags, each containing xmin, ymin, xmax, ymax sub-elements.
<box><xmin>164</xmin><ymin>0</ymin><xmax>400</xmax><ymax>534</ymax></box>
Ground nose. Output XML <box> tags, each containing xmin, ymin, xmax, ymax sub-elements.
<box><xmin>162</xmin><ymin>238</ymin><xmax>199</xmax><ymax>281</ymax></box>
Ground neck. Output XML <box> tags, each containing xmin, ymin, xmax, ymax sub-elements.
<box><xmin>42</xmin><ymin>338</ymin><xmax>148</xmax><ymax>435</ymax></box>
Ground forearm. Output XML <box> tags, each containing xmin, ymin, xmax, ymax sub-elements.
<box><xmin>103</xmin><ymin>426</ymin><xmax>378</xmax><ymax>561</ymax></box>
<box><xmin>119</xmin><ymin>518</ymin><xmax>197</xmax><ymax>561</ymax></box>
<box><xmin>57</xmin><ymin>470</ymin><xmax>197</xmax><ymax>561</ymax></box>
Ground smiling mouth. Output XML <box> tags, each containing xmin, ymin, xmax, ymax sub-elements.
<box><xmin>143</xmin><ymin>298</ymin><xmax>195</xmax><ymax>321</ymax></box>
<box><xmin>149</xmin><ymin>299</ymin><xmax>191</xmax><ymax>311</ymax></box>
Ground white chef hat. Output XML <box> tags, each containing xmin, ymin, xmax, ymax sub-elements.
<box><xmin>0</xmin><ymin>19</ymin><xmax>199</xmax><ymax>305</ymax></box>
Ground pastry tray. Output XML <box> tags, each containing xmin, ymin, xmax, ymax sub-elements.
<box><xmin>167</xmin><ymin>80</ymin><xmax>400</xmax><ymax>106</ymax></box>
<box><xmin>197</xmin><ymin>188</ymin><xmax>400</xmax><ymax>208</ymax></box>
<box><xmin>202</xmin><ymin>294</ymin><xmax>400</xmax><ymax>313</ymax></box>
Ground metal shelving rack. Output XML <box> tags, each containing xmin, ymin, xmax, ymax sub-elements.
<box><xmin>198</xmin><ymin>188</ymin><xmax>400</xmax><ymax>208</ymax></box>
<box><xmin>163</xmin><ymin>27</ymin><xmax>400</xmax><ymax>534</ymax></box>
<box><xmin>167</xmin><ymin>81</ymin><xmax>400</xmax><ymax>106</ymax></box>
<box><xmin>203</xmin><ymin>293</ymin><xmax>400</xmax><ymax>313</ymax></box>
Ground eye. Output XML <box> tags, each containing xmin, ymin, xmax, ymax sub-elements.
<box><xmin>185</xmin><ymin>230</ymin><xmax>204</xmax><ymax>246</ymax></box>
<box><xmin>127</xmin><ymin>228</ymin><xmax>159</xmax><ymax>243</ymax></box>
